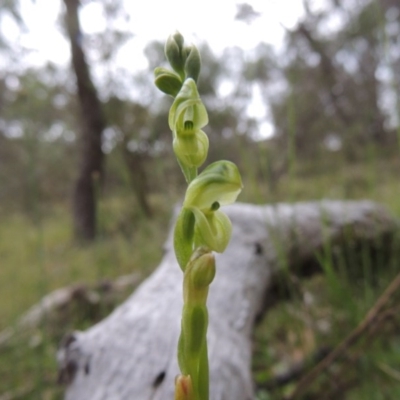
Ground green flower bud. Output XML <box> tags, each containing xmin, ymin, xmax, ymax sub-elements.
<box><xmin>186</xmin><ymin>249</ymin><xmax>216</xmax><ymax>291</ymax></box>
<box><xmin>172</xmin><ymin>31</ymin><xmax>184</xmax><ymax>51</ymax></box>
<box><xmin>154</xmin><ymin>67</ymin><xmax>182</xmax><ymax>97</ymax></box>
<box><xmin>173</xmin><ymin>129</ymin><xmax>209</xmax><ymax>168</ymax></box>
<box><xmin>169</xmin><ymin>79</ymin><xmax>208</xmax><ymax>133</ymax></box>
<box><xmin>184</xmin><ymin>45</ymin><xmax>201</xmax><ymax>83</ymax></box>
<box><xmin>166</xmin><ymin>32</ymin><xmax>186</xmax><ymax>78</ymax></box>
<box><xmin>174</xmin><ymin>374</ymin><xmax>194</xmax><ymax>400</ymax></box>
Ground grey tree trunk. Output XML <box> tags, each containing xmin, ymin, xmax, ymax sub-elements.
<box><xmin>58</xmin><ymin>201</ymin><xmax>398</xmax><ymax>400</ymax></box>
<box><xmin>64</xmin><ymin>0</ymin><xmax>106</xmax><ymax>241</ymax></box>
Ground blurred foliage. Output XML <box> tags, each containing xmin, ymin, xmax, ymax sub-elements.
<box><xmin>0</xmin><ymin>0</ymin><xmax>398</xmax><ymax>217</ymax></box>
<box><xmin>0</xmin><ymin>0</ymin><xmax>399</xmax><ymax>398</ymax></box>
<box><xmin>271</xmin><ymin>0</ymin><xmax>400</xmax><ymax>160</ymax></box>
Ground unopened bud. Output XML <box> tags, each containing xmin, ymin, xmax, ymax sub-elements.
<box><xmin>184</xmin><ymin>45</ymin><xmax>201</xmax><ymax>83</ymax></box>
<box><xmin>166</xmin><ymin>32</ymin><xmax>185</xmax><ymax>78</ymax></box>
<box><xmin>154</xmin><ymin>67</ymin><xmax>182</xmax><ymax>97</ymax></box>
<box><xmin>174</xmin><ymin>374</ymin><xmax>194</xmax><ymax>400</ymax></box>
<box><xmin>172</xmin><ymin>31</ymin><xmax>184</xmax><ymax>52</ymax></box>
<box><xmin>173</xmin><ymin>129</ymin><xmax>209</xmax><ymax>168</ymax></box>
<box><xmin>189</xmin><ymin>251</ymin><xmax>216</xmax><ymax>289</ymax></box>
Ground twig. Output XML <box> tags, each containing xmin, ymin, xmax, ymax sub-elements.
<box><xmin>257</xmin><ymin>346</ymin><xmax>331</xmax><ymax>391</ymax></box>
<box><xmin>286</xmin><ymin>271</ymin><xmax>400</xmax><ymax>399</ymax></box>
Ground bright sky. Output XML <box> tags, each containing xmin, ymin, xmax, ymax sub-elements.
<box><xmin>14</xmin><ymin>0</ymin><xmax>317</xmax><ymax>69</ymax></box>
<box><xmin>5</xmin><ymin>0</ymin><xmax>325</xmax><ymax>139</ymax></box>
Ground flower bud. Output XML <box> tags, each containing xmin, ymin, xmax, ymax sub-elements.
<box><xmin>172</xmin><ymin>31</ymin><xmax>184</xmax><ymax>51</ymax></box>
<box><xmin>184</xmin><ymin>45</ymin><xmax>201</xmax><ymax>83</ymax></box>
<box><xmin>154</xmin><ymin>67</ymin><xmax>182</xmax><ymax>97</ymax></box>
<box><xmin>188</xmin><ymin>251</ymin><xmax>216</xmax><ymax>289</ymax></box>
<box><xmin>173</xmin><ymin>129</ymin><xmax>209</xmax><ymax>168</ymax></box>
<box><xmin>174</xmin><ymin>374</ymin><xmax>194</xmax><ymax>400</ymax></box>
<box><xmin>166</xmin><ymin>32</ymin><xmax>186</xmax><ymax>78</ymax></box>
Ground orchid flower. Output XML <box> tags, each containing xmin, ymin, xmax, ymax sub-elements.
<box><xmin>169</xmin><ymin>78</ymin><xmax>209</xmax><ymax>182</ymax></box>
<box><xmin>174</xmin><ymin>161</ymin><xmax>243</xmax><ymax>270</ymax></box>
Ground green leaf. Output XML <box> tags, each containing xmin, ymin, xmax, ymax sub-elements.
<box><xmin>174</xmin><ymin>208</ymin><xmax>196</xmax><ymax>270</ymax></box>
<box><xmin>177</xmin><ymin>333</ymin><xmax>188</xmax><ymax>375</ymax></box>
<box><xmin>184</xmin><ymin>305</ymin><xmax>207</xmax><ymax>356</ymax></box>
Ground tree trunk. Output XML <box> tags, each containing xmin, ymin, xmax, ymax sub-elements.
<box><xmin>122</xmin><ymin>143</ymin><xmax>153</xmax><ymax>218</ymax></box>
<box><xmin>58</xmin><ymin>201</ymin><xmax>398</xmax><ymax>399</ymax></box>
<box><xmin>64</xmin><ymin>0</ymin><xmax>106</xmax><ymax>241</ymax></box>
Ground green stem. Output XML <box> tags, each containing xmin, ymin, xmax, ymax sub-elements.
<box><xmin>177</xmin><ymin>159</ymin><xmax>198</xmax><ymax>183</ymax></box>
<box><xmin>197</xmin><ymin>341</ymin><xmax>209</xmax><ymax>400</ymax></box>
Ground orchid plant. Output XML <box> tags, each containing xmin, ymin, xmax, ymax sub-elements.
<box><xmin>154</xmin><ymin>32</ymin><xmax>243</xmax><ymax>400</ymax></box>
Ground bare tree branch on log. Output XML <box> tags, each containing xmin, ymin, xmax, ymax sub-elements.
<box><xmin>57</xmin><ymin>201</ymin><xmax>398</xmax><ymax>400</ymax></box>
<box><xmin>64</xmin><ymin>0</ymin><xmax>106</xmax><ymax>241</ymax></box>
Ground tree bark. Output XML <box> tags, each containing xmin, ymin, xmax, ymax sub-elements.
<box><xmin>296</xmin><ymin>23</ymin><xmax>353</xmax><ymax>128</ymax></box>
<box><xmin>58</xmin><ymin>201</ymin><xmax>398</xmax><ymax>399</ymax></box>
<box><xmin>122</xmin><ymin>141</ymin><xmax>153</xmax><ymax>218</ymax></box>
<box><xmin>64</xmin><ymin>0</ymin><xmax>106</xmax><ymax>241</ymax></box>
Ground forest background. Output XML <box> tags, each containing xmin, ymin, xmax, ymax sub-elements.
<box><xmin>0</xmin><ymin>0</ymin><xmax>400</xmax><ymax>399</ymax></box>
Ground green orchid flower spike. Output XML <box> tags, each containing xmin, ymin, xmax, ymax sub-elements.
<box><xmin>154</xmin><ymin>33</ymin><xmax>243</xmax><ymax>400</ymax></box>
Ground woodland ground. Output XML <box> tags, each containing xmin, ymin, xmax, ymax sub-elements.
<box><xmin>0</xmin><ymin>149</ymin><xmax>399</xmax><ymax>400</ymax></box>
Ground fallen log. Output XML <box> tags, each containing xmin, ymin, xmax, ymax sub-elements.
<box><xmin>58</xmin><ymin>201</ymin><xmax>398</xmax><ymax>400</ymax></box>
<box><xmin>0</xmin><ymin>273</ymin><xmax>142</xmax><ymax>348</ymax></box>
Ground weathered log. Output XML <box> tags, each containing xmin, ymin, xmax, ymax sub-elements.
<box><xmin>58</xmin><ymin>201</ymin><xmax>398</xmax><ymax>400</ymax></box>
<box><xmin>0</xmin><ymin>274</ymin><xmax>141</xmax><ymax>349</ymax></box>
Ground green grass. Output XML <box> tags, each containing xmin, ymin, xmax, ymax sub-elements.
<box><xmin>0</xmin><ymin>193</ymin><xmax>172</xmax><ymax>398</ymax></box>
<box><xmin>249</xmin><ymin>149</ymin><xmax>400</xmax><ymax>400</ymax></box>
<box><xmin>0</xmin><ymin>148</ymin><xmax>399</xmax><ymax>399</ymax></box>
<box><xmin>253</xmin><ymin>264</ymin><xmax>400</xmax><ymax>399</ymax></box>
<box><xmin>0</xmin><ymin>196</ymin><xmax>171</xmax><ymax>330</ymax></box>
